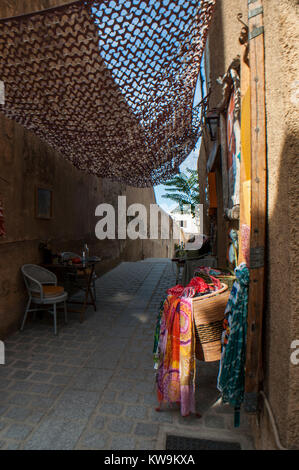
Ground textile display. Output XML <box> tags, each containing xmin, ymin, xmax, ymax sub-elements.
<box><xmin>155</xmin><ymin>295</ymin><xmax>196</xmax><ymax>417</ymax></box>
<box><xmin>239</xmin><ymin>80</ymin><xmax>251</xmax><ymax>265</ymax></box>
<box><xmin>154</xmin><ymin>274</ymin><xmax>223</xmax><ymax>416</ymax></box>
<box><xmin>227</xmin><ymin>90</ymin><xmax>241</xmax><ymax>208</ymax></box>
<box><xmin>227</xmin><ymin>229</ymin><xmax>239</xmax><ymax>269</ymax></box>
<box><xmin>217</xmin><ymin>262</ymin><xmax>250</xmax><ymax>426</ymax></box>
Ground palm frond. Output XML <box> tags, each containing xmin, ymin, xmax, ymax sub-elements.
<box><xmin>162</xmin><ymin>168</ymin><xmax>200</xmax><ymax>212</ymax></box>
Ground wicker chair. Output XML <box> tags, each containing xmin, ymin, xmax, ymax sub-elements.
<box><xmin>21</xmin><ymin>264</ymin><xmax>68</xmax><ymax>335</ymax></box>
<box><xmin>61</xmin><ymin>252</ymin><xmax>97</xmax><ymax>302</ymax></box>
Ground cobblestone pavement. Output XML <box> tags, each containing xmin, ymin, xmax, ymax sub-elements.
<box><xmin>0</xmin><ymin>259</ymin><xmax>253</xmax><ymax>450</ymax></box>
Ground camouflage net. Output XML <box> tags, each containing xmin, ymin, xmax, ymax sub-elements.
<box><xmin>0</xmin><ymin>0</ymin><xmax>216</xmax><ymax>186</ymax></box>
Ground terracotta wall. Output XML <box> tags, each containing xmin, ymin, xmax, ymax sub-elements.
<box><xmin>0</xmin><ymin>0</ymin><xmax>176</xmax><ymax>339</ymax></box>
<box><xmin>202</xmin><ymin>0</ymin><xmax>299</xmax><ymax>450</ymax></box>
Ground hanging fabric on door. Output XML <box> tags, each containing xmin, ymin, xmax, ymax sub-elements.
<box><xmin>155</xmin><ymin>294</ymin><xmax>196</xmax><ymax>417</ymax></box>
<box><xmin>217</xmin><ymin>262</ymin><xmax>250</xmax><ymax>426</ymax></box>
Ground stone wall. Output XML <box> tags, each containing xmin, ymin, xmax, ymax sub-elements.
<box><xmin>0</xmin><ymin>0</ymin><xmax>177</xmax><ymax>339</ymax></box>
<box><xmin>202</xmin><ymin>0</ymin><xmax>299</xmax><ymax>450</ymax></box>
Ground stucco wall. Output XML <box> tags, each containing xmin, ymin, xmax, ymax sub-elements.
<box><xmin>253</xmin><ymin>0</ymin><xmax>299</xmax><ymax>450</ymax></box>
<box><xmin>0</xmin><ymin>0</ymin><xmax>176</xmax><ymax>339</ymax></box>
<box><xmin>206</xmin><ymin>0</ymin><xmax>247</xmax><ymax>107</ymax></box>
<box><xmin>203</xmin><ymin>0</ymin><xmax>299</xmax><ymax>450</ymax></box>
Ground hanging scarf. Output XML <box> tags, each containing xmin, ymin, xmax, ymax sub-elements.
<box><xmin>179</xmin><ymin>297</ymin><xmax>196</xmax><ymax>416</ymax></box>
<box><xmin>154</xmin><ymin>274</ymin><xmax>224</xmax><ymax>416</ymax></box>
<box><xmin>187</xmin><ymin>276</ymin><xmax>211</xmax><ymax>293</ymax></box>
<box><xmin>228</xmin><ymin>229</ymin><xmax>239</xmax><ymax>268</ymax></box>
<box><xmin>155</xmin><ymin>295</ymin><xmax>196</xmax><ymax>416</ymax></box>
<box><xmin>217</xmin><ymin>262</ymin><xmax>250</xmax><ymax>426</ymax></box>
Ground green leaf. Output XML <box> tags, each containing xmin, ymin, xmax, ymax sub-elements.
<box><xmin>162</xmin><ymin>168</ymin><xmax>200</xmax><ymax>212</ymax></box>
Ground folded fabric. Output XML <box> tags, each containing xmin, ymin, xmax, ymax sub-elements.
<box><xmin>194</xmin><ymin>266</ymin><xmax>222</xmax><ymax>277</ymax></box>
<box><xmin>187</xmin><ymin>276</ymin><xmax>210</xmax><ymax>293</ymax></box>
<box><xmin>167</xmin><ymin>285</ymin><xmax>185</xmax><ymax>297</ymax></box>
<box><xmin>187</xmin><ymin>275</ymin><xmax>221</xmax><ymax>293</ymax></box>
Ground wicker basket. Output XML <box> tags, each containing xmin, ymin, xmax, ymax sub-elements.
<box><xmin>192</xmin><ymin>283</ymin><xmax>230</xmax><ymax>362</ymax></box>
<box><xmin>194</xmin><ymin>268</ymin><xmax>236</xmax><ymax>291</ymax></box>
<box><xmin>217</xmin><ymin>275</ymin><xmax>236</xmax><ymax>290</ymax></box>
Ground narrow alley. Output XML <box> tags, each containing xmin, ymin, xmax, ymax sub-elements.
<box><xmin>0</xmin><ymin>0</ymin><xmax>298</xmax><ymax>452</ymax></box>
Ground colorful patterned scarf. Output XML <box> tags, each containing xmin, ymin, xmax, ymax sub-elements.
<box><xmin>155</xmin><ymin>295</ymin><xmax>196</xmax><ymax>416</ymax></box>
<box><xmin>217</xmin><ymin>262</ymin><xmax>250</xmax><ymax>426</ymax></box>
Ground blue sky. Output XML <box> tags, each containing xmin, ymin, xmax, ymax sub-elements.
<box><xmin>154</xmin><ymin>138</ymin><xmax>201</xmax><ymax>213</ymax></box>
<box><xmin>154</xmin><ymin>62</ymin><xmax>205</xmax><ymax>213</ymax></box>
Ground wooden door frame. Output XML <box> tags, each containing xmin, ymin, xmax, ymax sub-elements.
<box><xmin>243</xmin><ymin>0</ymin><xmax>267</xmax><ymax>413</ymax></box>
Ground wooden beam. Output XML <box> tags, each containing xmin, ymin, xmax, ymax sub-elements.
<box><xmin>244</xmin><ymin>0</ymin><xmax>267</xmax><ymax>413</ymax></box>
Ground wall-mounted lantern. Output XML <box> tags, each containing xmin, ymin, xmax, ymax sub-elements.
<box><xmin>206</xmin><ymin>110</ymin><xmax>220</xmax><ymax>141</ymax></box>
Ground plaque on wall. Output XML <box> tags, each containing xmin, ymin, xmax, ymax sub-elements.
<box><xmin>35</xmin><ymin>187</ymin><xmax>53</xmax><ymax>220</ymax></box>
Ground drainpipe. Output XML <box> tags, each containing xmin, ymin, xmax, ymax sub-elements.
<box><xmin>259</xmin><ymin>391</ymin><xmax>288</xmax><ymax>450</ymax></box>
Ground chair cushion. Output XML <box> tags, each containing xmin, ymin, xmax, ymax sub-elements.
<box><xmin>32</xmin><ymin>285</ymin><xmax>65</xmax><ymax>298</ymax></box>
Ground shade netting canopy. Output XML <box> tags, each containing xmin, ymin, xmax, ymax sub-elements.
<box><xmin>0</xmin><ymin>0</ymin><xmax>216</xmax><ymax>186</ymax></box>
